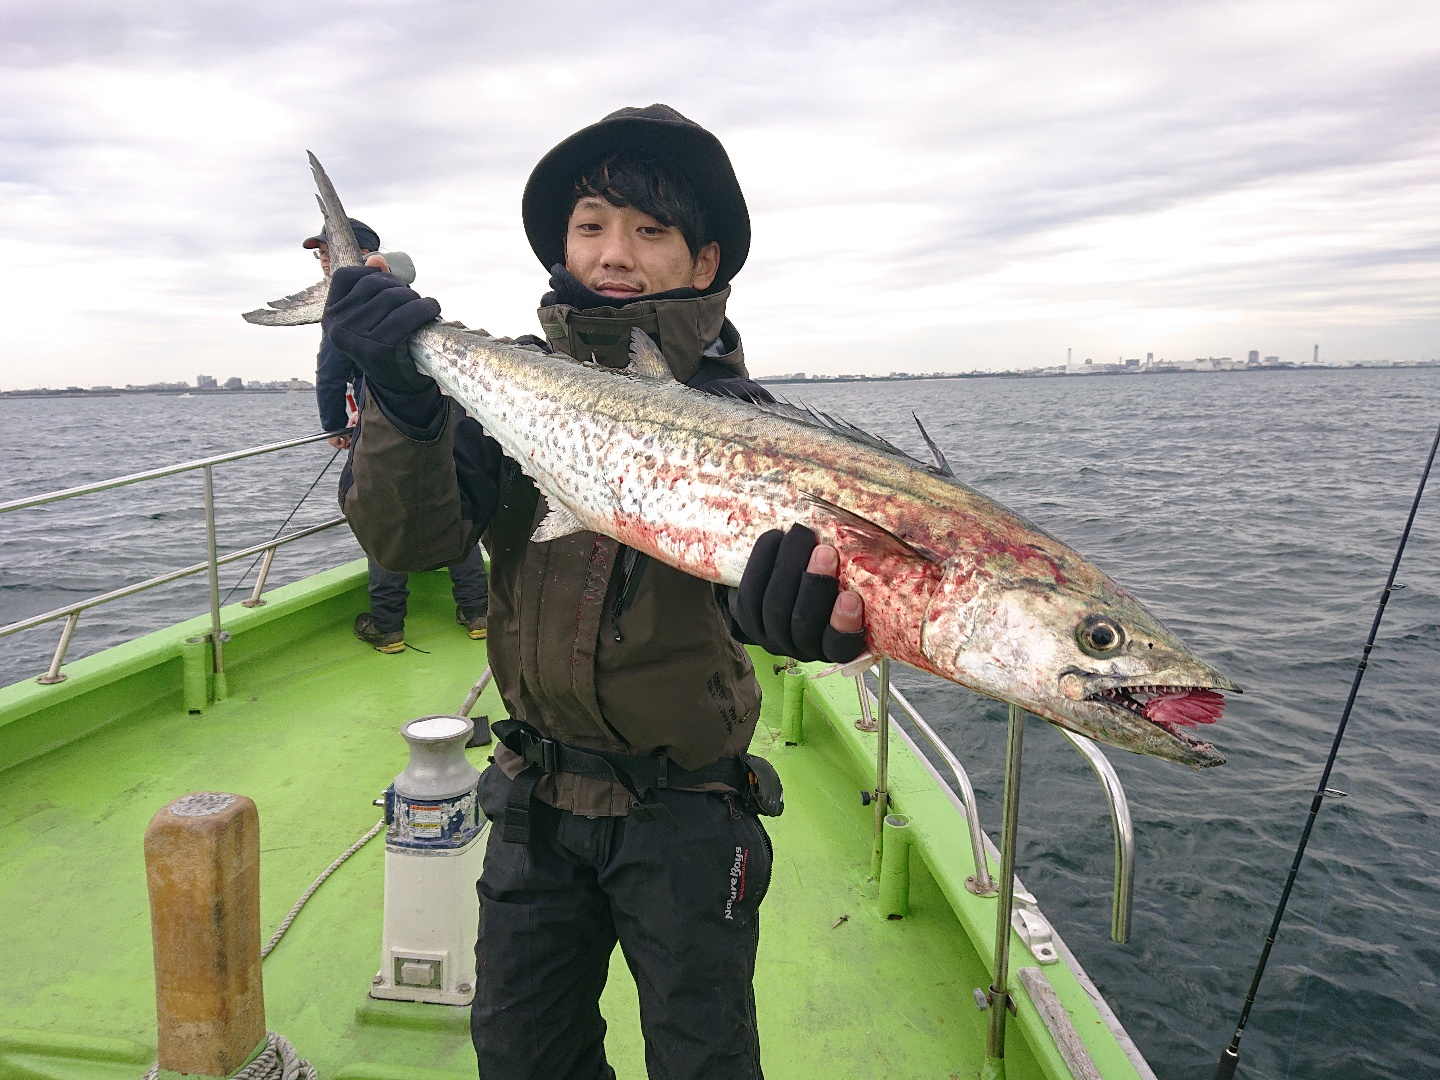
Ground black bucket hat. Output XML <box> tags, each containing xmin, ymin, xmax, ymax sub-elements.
<box><xmin>522</xmin><ymin>104</ymin><xmax>750</xmax><ymax>287</ymax></box>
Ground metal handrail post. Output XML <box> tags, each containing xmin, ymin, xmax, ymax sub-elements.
<box><xmin>983</xmin><ymin>703</ymin><xmax>1027</xmax><ymax>1079</ymax></box>
<box><xmin>202</xmin><ymin>466</ymin><xmax>227</xmax><ymax>699</ymax></box>
<box><xmin>883</xmin><ymin>682</ymin><xmax>997</xmax><ymax>896</ymax></box>
<box><xmin>870</xmin><ymin>658</ymin><xmax>891</xmax><ymax>879</ymax></box>
<box><xmin>1</xmin><ymin>430</ymin><xmax>349</xmax><ymax>686</ymax></box>
<box><xmin>36</xmin><ymin>611</ymin><xmax>81</xmax><ymax>685</ymax></box>
<box><xmin>1059</xmin><ymin>730</ymin><xmax>1135</xmax><ymax>943</ymax></box>
<box><xmin>854</xmin><ymin>674</ymin><xmax>877</xmax><ymax>731</ymax></box>
<box><xmin>241</xmin><ymin>547</ymin><xmax>277</xmax><ymax>608</ymax></box>
<box><xmin>0</xmin><ymin>517</ymin><xmax>345</xmax><ymax>641</ymax></box>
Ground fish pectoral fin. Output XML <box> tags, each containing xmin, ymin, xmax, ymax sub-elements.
<box><xmin>625</xmin><ymin>327</ymin><xmax>673</xmax><ymax>380</ymax></box>
<box><xmin>800</xmin><ymin>492</ymin><xmax>945</xmax><ymax>564</ymax></box>
<box><xmin>531</xmin><ymin>503</ymin><xmax>588</xmax><ymax>543</ymax></box>
<box><xmin>241</xmin><ymin>280</ymin><xmax>328</xmax><ymax>326</ymax></box>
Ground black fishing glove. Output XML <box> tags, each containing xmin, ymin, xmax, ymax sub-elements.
<box><xmin>323</xmin><ymin>265</ymin><xmax>441</xmax><ymax>396</ymax></box>
<box><xmin>728</xmin><ymin>524</ymin><xmax>867</xmax><ymax>663</ymax></box>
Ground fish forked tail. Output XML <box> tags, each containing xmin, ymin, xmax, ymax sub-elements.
<box><xmin>241</xmin><ymin>280</ymin><xmax>327</xmax><ymax>326</ymax></box>
<box><xmin>307</xmin><ymin>151</ymin><xmax>363</xmax><ymax>270</ymax></box>
<box><xmin>240</xmin><ymin>152</ymin><xmax>364</xmax><ymax>327</ymax></box>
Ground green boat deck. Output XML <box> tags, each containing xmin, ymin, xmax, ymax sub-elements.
<box><xmin>0</xmin><ymin>561</ymin><xmax>1148</xmax><ymax>1079</ymax></box>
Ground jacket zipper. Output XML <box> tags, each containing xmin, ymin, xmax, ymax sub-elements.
<box><xmin>610</xmin><ymin>546</ymin><xmax>650</xmax><ymax>642</ymax></box>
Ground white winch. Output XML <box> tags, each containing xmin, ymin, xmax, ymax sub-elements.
<box><xmin>369</xmin><ymin>714</ymin><xmax>487</xmax><ymax>1006</ymax></box>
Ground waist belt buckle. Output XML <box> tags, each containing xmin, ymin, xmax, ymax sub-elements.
<box><xmin>523</xmin><ymin>734</ymin><xmax>560</xmax><ymax>774</ymax></box>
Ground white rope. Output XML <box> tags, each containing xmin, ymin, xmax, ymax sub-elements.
<box><xmin>262</xmin><ymin>819</ymin><xmax>385</xmax><ymax>959</ymax></box>
<box><xmin>140</xmin><ymin>819</ymin><xmax>385</xmax><ymax>1079</ymax></box>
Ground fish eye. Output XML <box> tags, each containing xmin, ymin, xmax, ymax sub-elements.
<box><xmin>1077</xmin><ymin>615</ymin><xmax>1125</xmax><ymax>657</ymax></box>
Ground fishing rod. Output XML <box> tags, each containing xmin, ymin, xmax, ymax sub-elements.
<box><xmin>218</xmin><ymin>439</ymin><xmax>344</xmax><ymax>607</ymax></box>
<box><xmin>1214</xmin><ymin>417</ymin><xmax>1440</xmax><ymax>1080</ymax></box>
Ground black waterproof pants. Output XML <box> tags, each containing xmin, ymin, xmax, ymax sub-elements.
<box><xmin>471</xmin><ymin>765</ymin><xmax>771</xmax><ymax>1080</ymax></box>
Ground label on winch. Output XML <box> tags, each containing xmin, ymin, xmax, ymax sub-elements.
<box><xmin>384</xmin><ymin>786</ymin><xmax>482</xmax><ymax>849</ymax></box>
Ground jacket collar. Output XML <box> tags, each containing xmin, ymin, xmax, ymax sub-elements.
<box><xmin>537</xmin><ymin>265</ymin><xmax>746</xmax><ymax>383</ymax></box>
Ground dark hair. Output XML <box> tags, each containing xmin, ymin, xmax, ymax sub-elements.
<box><xmin>569</xmin><ymin>151</ymin><xmax>709</xmax><ymax>260</ymax></box>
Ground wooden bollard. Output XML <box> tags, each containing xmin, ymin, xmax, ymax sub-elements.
<box><xmin>145</xmin><ymin>792</ymin><xmax>265</xmax><ymax>1077</ymax></box>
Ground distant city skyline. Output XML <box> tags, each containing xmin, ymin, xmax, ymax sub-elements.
<box><xmin>7</xmin><ymin>355</ymin><xmax>1436</xmax><ymax>400</ymax></box>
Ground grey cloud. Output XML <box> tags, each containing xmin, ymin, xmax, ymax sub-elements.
<box><xmin>2</xmin><ymin>0</ymin><xmax>1436</xmax><ymax>389</ymax></box>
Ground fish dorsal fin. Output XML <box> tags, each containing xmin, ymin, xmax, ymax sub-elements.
<box><xmin>626</xmin><ymin>327</ymin><xmax>673</xmax><ymax>380</ymax></box>
<box><xmin>912</xmin><ymin>413</ymin><xmax>953</xmax><ymax>477</ymax></box>
<box><xmin>531</xmin><ymin>502</ymin><xmax>588</xmax><ymax>543</ymax></box>
<box><xmin>242</xmin><ymin>280</ymin><xmax>327</xmax><ymax>326</ymax></box>
<box><xmin>800</xmin><ymin>491</ymin><xmax>944</xmax><ymax>564</ymax></box>
<box><xmin>746</xmin><ymin>397</ymin><xmax>929</xmax><ymax>467</ymax></box>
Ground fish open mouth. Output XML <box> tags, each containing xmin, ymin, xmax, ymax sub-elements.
<box><xmin>1088</xmin><ymin>683</ymin><xmax>1228</xmax><ymax>750</ymax></box>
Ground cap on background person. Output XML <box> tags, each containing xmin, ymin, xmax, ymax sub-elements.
<box><xmin>302</xmin><ymin>217</ymin><xmax>416</xmax><ymax>284</ymax></box>
<box><xmin>303</xmin><ymin>217</ymin><xmax>381</xmax><ymax>252</ymax></box>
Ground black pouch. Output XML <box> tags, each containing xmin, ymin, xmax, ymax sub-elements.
<box><xmin>741</xmin><ymin>754</ymin><xmax>785</xmax><ymax>817</ymax></box>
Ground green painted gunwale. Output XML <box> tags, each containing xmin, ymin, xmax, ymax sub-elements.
<box><xmin>0</xmin><ymin>560</ymin><xmax>1149</xmax><ymax>1079</ymax></box>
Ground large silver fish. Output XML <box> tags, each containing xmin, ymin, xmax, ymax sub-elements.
<box><xmin>245</xmin><ymin>154</ymin><xmax>1237</xmax><ymax>767</ymax></box>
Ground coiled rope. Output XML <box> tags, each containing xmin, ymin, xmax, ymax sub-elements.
<box><xmin>141</xmin><ymin>819</ymin><xmax>385</xmax><ymax>1078</ymax></box>
<box><xmin>142</xmin><ymin>1031</ymin><xmax>318</xmax><ymax>1080</ymax></box>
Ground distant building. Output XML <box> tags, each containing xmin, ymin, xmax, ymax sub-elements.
<box><xmin>1263</xmin><ymin>355</ymin><xmax>1279</xmax><ymax>366</ymax></box>
<box><xmin>223</xmin><ymin>377</ymin><xmax>243</xmax><ymax>390</ymax></box>
<box><xmin>1248</xmin><ymin>350</ymin><xmax>1259</xmax><ymax>364</ymax></box>
<box><xmin>197</xmin><ymin>374</ymin><xmax>217</xmax><ymax>389</ymax></box>
<box><xmin>1124</xmin><ymin>358</ymin><xmax>1140</xmax><ymax>368</ymax></box>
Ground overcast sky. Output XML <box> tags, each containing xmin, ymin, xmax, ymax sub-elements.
<box><xmin>2</xmin><ymin>0</ymin><xmax>1436</xmax><ymax>389</ymax></box>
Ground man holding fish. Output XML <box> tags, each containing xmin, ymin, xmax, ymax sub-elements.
<box><xmin>324</xmin><ymin>105</ymin><xmax>863</xmax><ymax>1080</ymax></box>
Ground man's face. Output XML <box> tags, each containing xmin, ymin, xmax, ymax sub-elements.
<box><xmin>564</xmin><ymin>197</ymin><xmax>719</xmax><ymax>298</ymax></box>
<box><xmin>313</xmin><ymin>242</ymin><xmax>372</xmax><ymax>277</ymax></box>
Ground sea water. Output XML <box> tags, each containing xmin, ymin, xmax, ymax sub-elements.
<box><xmin>2</xmin><ymin>368</ymin><xmax>1437</xmax><ymax>1078</ymax></box>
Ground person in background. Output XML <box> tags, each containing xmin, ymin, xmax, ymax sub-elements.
<box><xmin>305</xmin><ymin>217</ymin><xmax>490</xmax><ymax>652</ymax></box>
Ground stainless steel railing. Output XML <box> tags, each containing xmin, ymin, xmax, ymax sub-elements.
<box><xmin>856</xmin><ymin>664</ymin><xmax>1134</xmax><ymax>942</ymax></box>
<box><xmin>857</xmin><ymin>669</ymin><xmax>998</xmax><ymax>896</ymax></box>
<box><xmin>1058</xmin><ymin>729</ymin><xmax>1135</xmax><ymax>943</ymax></box>
<box><xmin>0</xmin><ymin>432</ymin><xmax>349</xmax><ymax>687</ymax></box>
<box><xmin>848</xmin><ymin>660</ymin><xmax>1138</xmax><ymax>1074</ymax></box>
